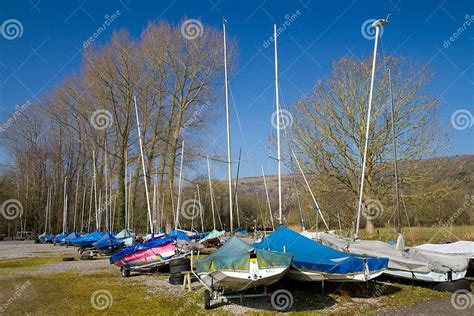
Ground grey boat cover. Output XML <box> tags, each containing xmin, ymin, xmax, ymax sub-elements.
<box><xmin>318</xmin><ymin>232</ymin><xmax>468</xmax><ymax>273</ymax></box>
<box><xmin>416</xmin><ymin>241</ymin><xmax>474</xmax><ymax>259</ymax></box>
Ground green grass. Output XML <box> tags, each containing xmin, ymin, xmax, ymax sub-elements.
<box><xmin>0</xmin><ymin>270</ymin><xmax>206</xmax><ymax>315</ymax></box>
<box><xmin>0</xmin><ymin>262</ymin><xmax>460</xmax><ymax>315</ymax></box>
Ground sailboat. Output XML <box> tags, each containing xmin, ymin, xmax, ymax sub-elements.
<box><xmin>92</xmin><ymin>232</ymin><xmax>125</xmax><ymax>255</ymax></box>
<box><xmin>255</xmin><ymin>21</ymin><xmax>389</xmax><ymax>283</ymax></box>
<box><xmin>196</xmin><ymin>23</ymin><xmax>293</xmax><ymax>298</ymax></box>
<box><xmin>318</xmin><ymin>19</ymin><xmax>469</xmax><ymax>284</ymax></box>
<box><xmin>196</xmin><ymin>235</ymin><xmax>293</xmax><ymax>291</ymax></box>
<box><xmin>256</xmin><ymin>226</ymin><xmax>388</xmax><ymax>281</ymax></box>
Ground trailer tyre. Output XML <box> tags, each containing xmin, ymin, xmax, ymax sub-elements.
<box><xmin>168</xmin><ymin>274</ymin><xmax>184</xmax><ymax>285</ymax></box>
<box><xmin>170</xmin><ymin>264</ymin><xmax>191</xmax><ymax>275</ymax></box>
<box><xmin>121</xmin><ymin>266</ymin><xmax>131</xmax><ymax>278</ymax></box>
<box><xmin>169</xmin><ymin>257</ymin><xmax>189</xmax><ymax>267</ymax></box>
<box><xmin>204</xmin><ymin>290</ymin><xmax>211</xmax><ymax>310</ymax></box>
<box><xmin>80</xmin><ymin>254</ymin><xmax>92</xmax><ymax>260</ymax></box>
<box><xmin>271</xmin><ymin>289</ymin><xmax>293</xmax><ymax>312</ymax></box>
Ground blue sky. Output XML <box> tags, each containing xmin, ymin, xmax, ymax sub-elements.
<box><xmin>0</xmin><ymin>0</ymin><xmax>473</xmax><ymax>179</ymax></box>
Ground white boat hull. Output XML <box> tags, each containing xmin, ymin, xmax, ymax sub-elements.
<box><xmin>383</xmin><ymin>268</ymin><xmax>467</xmax><ymax>282</ymax></box>
<box><xmin>199</xmin><ymin>267</ymin><xmax>289</xmax><ymax>292</ymax></box>
<box><xmin>289</xmin><ymin>268</ymin><xmax>385</xmax><ymax>282</ymax></box>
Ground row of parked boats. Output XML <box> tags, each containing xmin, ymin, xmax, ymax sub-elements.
<box><xmin>33</xmin><ymin>18</ymin><xmax>473</xmax><ymax>311</ymax></box>
<box><xmin>36</xmin><ymin>224</ymin><xmax>473</xmax><ymax>311</ymax></box>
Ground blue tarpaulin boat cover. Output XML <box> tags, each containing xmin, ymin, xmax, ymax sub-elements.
<box><xmin>255</xmin><ymin>227</ymin><xmax>388</xmax><ymax>275</ymax></box>
<box><xmin>93</xmin><ymin>232</ymin><xmax>125</xmax><ymax>250</ymax></box>
<box><xmin>190</xmin><ymin>232</ymin><xmax>209</xmax><ymax>240</ymax></box>
<box><xmin>39</xmin><ymin>233</ymin><xmax>54</xmax><ymax>242</ymax></box>
<box><xmin>169</xmin><ymin>230</ymin><xmax>190</xmax><ymax>241</ymax></box>
<box><xmin>70</xmin><ymin>231</ymin><xmax>104</xmax><ymax>247</ymax></box>
<box><xmin>65</xmin><ymin>232</ymin><xmax>81</xmax><ymax>242</ymax></box>
<box><xmin>109</xmin><ymin>235</ymin><xmax>176</xmax><ymax>264</ymax></box>
<box><xmin>234</xmin><ymin>228</ymin><xmax>248</xmax><ymax>235</ymax></box>
<box><xmin>53</xmin><ymin>232</ymin><xmax>67</xmax><ymax>244</ymax></box>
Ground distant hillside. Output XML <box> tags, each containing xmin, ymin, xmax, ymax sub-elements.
<box><xmin>231</xmin><ymin>155</ymin><xmax>474</xmax><ymax>228</ymax></box>
<box><xmin>237</xmin><ymin>155</ymin><xmax>472</xmax><ymax>195</ymax></box>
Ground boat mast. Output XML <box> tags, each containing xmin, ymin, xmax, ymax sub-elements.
<box><xmin>223</xmin><ymin>20</ymin><xmax>233</xmax><ymax>234</ymax></box>
<box><xmin>92</xmin><ymin>150</ymin><xmax>98</xmax><ymax>230</ymax></box>
<box><xmin>207</xmin><ymin>156</ymin><xmax>216</xmax><ymax>230</ymax></box>
<box><xmin>88</xmin><ymin>178</ymin><xmax>93</xmax><ymax>232</ymax></box>
<box><xmin>124</xmin><ymin>149</ymin><xmax>128</xmax><ymax>231</ymax></box>
<box><xmin>44</xmin><ymin>187</ymin><xmax>49</xmax><ymax>233</ymax></box>
<box><xmin>175</xmin><ymin>140</ymin><xmax>185</xmax><ymax>231</ymax></box>
<box><xmin>63</xmin><ymin>176</ymin><xmax>68</xmax><ymax>233</ymax></box>
<box><xmin>104</xmin><ymin>139</ymin><xmax>109</xmax><ymax>231</ymax></box>
<box><xmin>133</xmin><ymin>96</ymin><xmax>154</xmax><ymax>235</ymax></box>
<box><xmin>196</xmin><ymin>184</ymin><xmax>204</xmax><ymax>232</ymax></box>
<box><xmin>388</xmin><ymin>68</ymin><xmax>401</xmax><ymax>234</ymax></box>
<box><xmin>80</xmin><ymin>186</ymin><xmax>86</xmax><ymax>232</ymax></box>
<box><xmin>355</xmin><ymin>19</ymin><xmax>388</xmax><ymax>238</ymax></box>
<box><xmin>73</xmin><ymin>175</ymin><xmax>79</xmax><ymax>232</ymax></box>
<box><xmin>274</xmin><ymin>23</ymin><xmax>283</xmax><ymax>225</ymax></box>
<box><xmin>261</xmin><ymin>166</ymin><xmax>275</xmax><ymax>230</ymax></box>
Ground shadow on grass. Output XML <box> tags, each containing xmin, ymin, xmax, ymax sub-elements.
<box><xmin>206</xmin><ymin>278</ymin><xmax>402</xmax><ymax>312</ymax></box>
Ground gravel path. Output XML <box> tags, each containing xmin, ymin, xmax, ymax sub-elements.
<box><xmin>370</xmin><ymin>297</ymin><xmax>473</xmax><ymax>316</ymax></box>
<box><xmin>0</xmin><ymin>240</ymin><xmax>77</xmax><ymax>260</ymax></box>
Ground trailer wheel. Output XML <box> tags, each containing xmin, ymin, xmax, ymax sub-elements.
<box><xmin>204</xmin><ymin>290</ymin><xmax>211</xmax><ymax>310</ymax></box>
<box><xmin>270</xmin><ymin>289</ymin><xmax>293</xmax><ymax>312</ymax></box>
<box><xmin>80</xmin><ymin>254</ymin><xmax>91</xmax><ymax>260</ymax></box>
<box><xmin>121</xmin><ymin>266</ymin><xmax>131</xmax><ymax>278</ymax></box>
<box><xmin>170</xmin><ymin>263</ymin><xmax>191</xmax><ymax>275</ymax></box>
<box><xmin>170</xmin><ymin>257</ymin><xmax>189</xmax><ymax>267</ymax></box>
